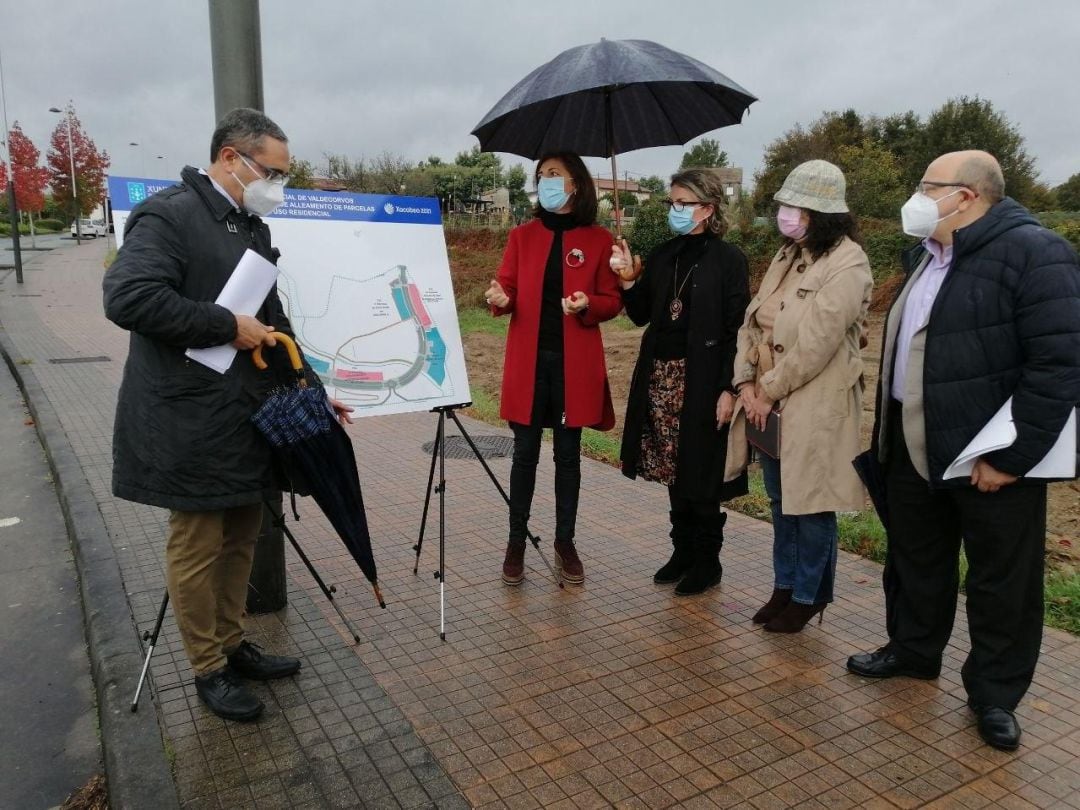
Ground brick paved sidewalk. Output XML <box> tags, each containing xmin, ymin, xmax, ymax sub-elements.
<box><xmin>2</xmin><ymin>241</ymin><xmax>1078</xmax><ymax>809</ymax></box>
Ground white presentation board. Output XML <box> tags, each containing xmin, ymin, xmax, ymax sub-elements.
<box><xmin>108</xmin><ymin>175</ymin><xmax>471</xmax><ymax>418</ymax></box>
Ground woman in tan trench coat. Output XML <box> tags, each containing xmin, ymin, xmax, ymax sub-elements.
<box><xmin>725</xmin><ymin>160</ymin><xmax>872</xmax><ymax>632</ymax></box>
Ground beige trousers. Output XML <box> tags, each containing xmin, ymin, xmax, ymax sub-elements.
<box><xmin>165</xmin><ymin>504</ymin><xmax>263</xmax><ymax>675</ymax></box>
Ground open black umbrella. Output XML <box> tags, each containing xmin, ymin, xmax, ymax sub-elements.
<box><xmin>471</xmin><ymin>38</ymin><xmax>757</xmax><ymax>232</ymax></box>
<box><xmin>252</xmin><ymin>334</ymin><xmax>385</xmax><ymax>608</ymax></box>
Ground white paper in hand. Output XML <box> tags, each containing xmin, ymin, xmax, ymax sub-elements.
<box><xmin>943</xmin><ymin>398</ymin><xmax>1078</xmax><ymax>480</ymax></box>
<box><xmin>185</xmin><ymin>249</ymin><xmax>279</xmax><ymax>374</ymax></box>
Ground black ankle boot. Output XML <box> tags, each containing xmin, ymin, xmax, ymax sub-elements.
<box><xmin>675</xmin><ymin>513</ymin><xmax>726</xmax><ymax>596</ymax></box>
<box><xmin>654</xmin><ymin>510</ymin><xmax>694</xmax><ymax>584</ymax></box>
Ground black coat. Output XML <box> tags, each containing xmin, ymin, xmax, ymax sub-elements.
<box><xmin>872</xmin><ymin>197</ymin><xmax>1080</xmax><ymax>486</ymax></box>
<box><xmin>103</xmin><ymin>166</ymin><xmax>313</xmax><ymax>511</ymax></box>
<box><xmin>620</xmin><ymin>234</ymin><xmax>751</xmax><ymax>501</ymax></box>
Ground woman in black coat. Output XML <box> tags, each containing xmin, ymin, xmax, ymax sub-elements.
<box><xmin>611</xmin><ymin>168</ymin><xmax>750</xmax><ymax>595</ymax></box>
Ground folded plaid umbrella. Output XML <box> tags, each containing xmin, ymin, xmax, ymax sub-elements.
<box><xmin>251</xmin><ymin>334</ymin><xmax>384</xmax><ymax>608</ymax></box>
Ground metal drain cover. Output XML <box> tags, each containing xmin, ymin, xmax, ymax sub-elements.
<box><xmin>421</xmin><ymin>434</ymin><xmax>514</xmax><ymax>460</ymax></box>
<box><xmin>48</xmin><ymin>356</ymin><xmax>112</xmax><ymax>364</ymax></box>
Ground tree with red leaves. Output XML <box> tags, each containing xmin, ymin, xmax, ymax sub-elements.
<box><xmin>1</xmin><ymin>123</ymin><xmax>51</xmax><ymax>215</ymax></box>
<box><xmin>45</xmin><ymin>105</ymin><xmax>110</xmax><ymax>218</ymax></box>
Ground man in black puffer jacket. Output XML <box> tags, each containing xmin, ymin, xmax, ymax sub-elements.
<box><xmin>104</xmin><ymin>108</ymin><xmax>350</xmax><ymax>722</ymax></box>
<box><xmin>847</xmin><ymin>151</ymin><xmax>1080</xmax><ymax>752</ymax></box>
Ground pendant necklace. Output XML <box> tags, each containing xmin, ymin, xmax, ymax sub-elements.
<box><xmin>670</xmin><ymin>256</ymin><xmax>696</xmax><ymax>320</ymax></box>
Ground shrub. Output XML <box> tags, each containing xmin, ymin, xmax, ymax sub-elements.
<box><xmin>1048</xmin><ymin>220</ymin><xmax>1080</xmax><ymax>253</ymax></box>
<box><xmin>860</xmin><ymin>217</ymin><xmax>911</xmax><ymax>282</ymax></box>
<box><xmin>36</xmin><ymin>218</ymin><xmax>65</xmax><ymax>232</ymax></box>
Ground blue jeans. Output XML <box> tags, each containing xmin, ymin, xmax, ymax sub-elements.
<box><xmin>759</xmin><ymin>454</ymin><xmax>837</xmax><ymax>605</ymax></box>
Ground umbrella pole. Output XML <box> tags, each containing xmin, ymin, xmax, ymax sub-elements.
<box><xmin>447</xmin><ymin>409</ymin><xmax>564</xmax><ymax>589</ymax></box>
<box><xmin>604</xmin><ymin>88</ymin><xmax>622</xmax><ymax>239</ymax></box>
<box><xmin>268</xmin><ymin>503</ymin><xmax>365</xmax><ymax>642</ymax></box>
<box><xmin>130</xmin><ymin>590</ymin><xmax>170</xmax><ymax>712</ymax></box>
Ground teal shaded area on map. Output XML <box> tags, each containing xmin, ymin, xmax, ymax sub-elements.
<box><xmin>425</xmin><ymin>328</ymin><xmax>446</xmax><ymax>384</ymax></box>
<box><xmin>305</xmin><ymin>354</ymin><xmax>332</xmax><ymax>374</ymax></box>
<box><xmin>391</xmin><ymin>287</ymin><xmax>411</xmax><ymax>319</ymax></box>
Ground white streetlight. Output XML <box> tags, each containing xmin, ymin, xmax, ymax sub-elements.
<box><xmin>0</xmin><ymin>44</ymin><xmax>24</xmax><ymax>280</ymax></box>
<box><xmin>48</xmin><ymin>105</ymin><xmax>80</xmax><ymax>245</ymax></box>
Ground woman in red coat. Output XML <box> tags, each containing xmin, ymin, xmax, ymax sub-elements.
<box><xmin>486</xmin><ymin>151</ymin><xmax>622</xmax><ymax>586</ymax></box>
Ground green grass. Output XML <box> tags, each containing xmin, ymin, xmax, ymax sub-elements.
<box><xmin>727</xmin><ymin>468</ymin><xmax>771</xmax><ymax>522</ymax></box>
<box><xmin>104</xmin><ymin>248</ymin><xmax>117</xmax><ymax>269</ymax></box>
<box><xmin>580</xmin><ymin>428</ymin><xmax>621</xmax><ymax>465</ymax></box>
<box><xmin>1045</xmin><ymin>570</ymin><xmax>1080</xmax><ymax>635</ymax></box>
<box><xmin>463</xmin><ymin>385</ymin><xmax>501</xmax><ymax>424</ymax></box>
<box><xmin>457</xmin><ymin>306</ymin><xmax>508</xmax><ymax>337</ymax></box>
<box><xmin>837</xmin><ymin>509</ymin><xmax>888</xmax><ymax>564</ymax></box>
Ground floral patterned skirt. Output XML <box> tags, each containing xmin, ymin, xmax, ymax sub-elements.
<box><xmin>638</xmin><ymin>358</ymin><xmax>686</xmax><ymax>486</ymax></box>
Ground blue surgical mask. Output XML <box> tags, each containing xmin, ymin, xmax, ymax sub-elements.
<box><xmin>538</xmin><ymin>176</ymin><xmax>571</xmax><ymax>212</ymax></box>
<box><xmin>667</xmin><ymin>205</ymin><xmax>698</xmax><ymax>235</ymax></box>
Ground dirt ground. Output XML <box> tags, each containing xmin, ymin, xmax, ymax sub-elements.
<box><xmin>463</xmin><ymin>311</ymin><xmax>1078</xmax><ymax>569</ymax></box>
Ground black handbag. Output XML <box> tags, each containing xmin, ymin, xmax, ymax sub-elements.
<box><xmin>746</xmin><ymin>409</ymin><xmax>781</xmax><ymax>459</ymax></box>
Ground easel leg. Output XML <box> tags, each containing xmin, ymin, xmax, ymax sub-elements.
<box><xmin>414</xmin><ymin>422</ymin><xmax>441</xmax><ymax>574</ymax></box>
<box><xmin>437</xmin><ymin>410</ymin><xmax>447</xmax><ymax>641</ymax></box>
<box><xmin>131</xmin><ymin>590</ymin><xmax>170</xmax><ymax>712</ymax></box>
<box><xmin>448</xmin><ymin>409</ymin><xmax>564</xmax><ymax>589</ymax></box>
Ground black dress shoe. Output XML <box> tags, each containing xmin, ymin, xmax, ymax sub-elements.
<box><xmin>846</xmin><ymin>647</ymin><xmax>940</xmax><ymax>680</ymax></box>
<box><xmin>971</xmin><ymin>704</ymin><xmax>1021</xmax><ymax>751</ymax></box>
<box><xmin>195</xmin><ymin>668</ymin><xmax>264</xmax><ymax>721</ymax></box>
<box><xmin>227</xmin><ymin>640</ymin><xmax>301</xmax><ymax>680</ymax></box>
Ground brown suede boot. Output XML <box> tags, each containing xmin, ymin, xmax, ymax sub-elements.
<box><xmin>763</xmin><ymin>601</ymin><xmax>826</xmax><ymax>633</ymax></box>
<box><xmin>502</xmin><ymin>539</ymin><xmax>526</xmax><ymax>585</ymax></box>
<box><xmin>752</xmin><ymin>588</ymin><xmax>793</xmax><ymax>624</ymax></box>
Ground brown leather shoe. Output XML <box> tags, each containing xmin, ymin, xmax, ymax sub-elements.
<box><xmin>502</xmin><ymin>539</ymin><xmax>526</xmax><ymax>585</ymax></box>
<box><xmin>554</xmin><ymin>540</ymin><xmax>584</xmax><ymax>584</ymax></box>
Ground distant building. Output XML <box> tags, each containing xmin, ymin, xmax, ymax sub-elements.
<box><xmin>712</xmin><ymin>167</ymin><xmax>744</xmax><ymax>200</ymax></box>
<box><xmin>311</xmin><ymin>177</ymin><xmax>347</xmax><ymax>192</ymax></box>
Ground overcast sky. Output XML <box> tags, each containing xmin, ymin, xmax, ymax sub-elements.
<box><xmin>3</xmin><ymin>1</ymin><xmax>1078</xmax><ymax>193</ymax></box>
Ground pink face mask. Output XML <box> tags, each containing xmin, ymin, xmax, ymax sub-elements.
<box><xmin>776</xmin><ymin>205</ymin><xmax>807</xmax><ymax>240</ymax></box>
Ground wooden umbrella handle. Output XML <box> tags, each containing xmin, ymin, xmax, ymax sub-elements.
<box><xmin>252</xmin><ymin>332</ymin><xmax>303</xmax><ymax>371</ymax></box>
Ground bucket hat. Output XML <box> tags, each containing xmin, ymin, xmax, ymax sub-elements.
<box><xmin>773</xmin><ymin>159</ymin><xmax>849</xmax><ymax>213</ymax></box>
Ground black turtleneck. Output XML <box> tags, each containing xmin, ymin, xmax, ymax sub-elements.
<box><xmin>537</xmin><ymin>209</ymin><xmax>578</xmax><ymax>353</ymax></box>
<box><xmin>654</xmin><ymin>232</ymin><xmax>712</xmax><ymax>360</ymax></box>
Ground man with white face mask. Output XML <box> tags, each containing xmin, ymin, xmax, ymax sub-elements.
<box><xmin>847</xmin><ymin>150</ymin><xmax>1080</xmax><ymax>752</ymax></box>
<box><xmin>104</xmin><ymin>108</ymin><xmax>351</xmax><ymax>722</ymax></box>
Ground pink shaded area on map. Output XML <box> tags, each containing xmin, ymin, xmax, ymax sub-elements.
<box><xmin>407</xmin><ymin>284</ymin><xmax>432</xmax><ymax>328</ymax></box>
<box><xmin>335</xmin><ymin>370</ymin><xmax>384</xmax><ymax>381</ymax></box>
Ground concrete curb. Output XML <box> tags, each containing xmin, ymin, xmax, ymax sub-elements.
<box><xmin>0</xmin><ymin>329</ymin><xmax>179</xmax><ymax>810</ymax></box>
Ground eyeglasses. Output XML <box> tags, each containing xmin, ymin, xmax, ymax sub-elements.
<box><xmin>240</xmin><ymin>152</ymin><xmax>289</xmax><ymax>186</ymax></box>
<box><xmin>662</xmin><ymin>199</ymin><xmax>702</xmax><ymax>213</ymax></box>
<box><xmin>916</xmin><ymin>180</ymin><xmax>973</xmax><ymax>195</ymax></box>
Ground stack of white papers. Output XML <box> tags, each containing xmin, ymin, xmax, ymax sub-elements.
<box><xmin>943</xmin><ymin>398</ymin><xmax>1077</xmax><ymax>479</ymax></box>
<box><xmin>185</xmin><ymin>250</ymin><xmax>279</xmax><ymax>374</ymax></box>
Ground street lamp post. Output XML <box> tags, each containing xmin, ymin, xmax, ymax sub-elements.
<box><xmin>49</xmin><ymin>106</ymin><xmax>80</xmax><ymax>245</ymax></box>
<box><xmin>0</xmin><ymin>44</ymin><xmax>23</xmax><ymax>282</ymax></box>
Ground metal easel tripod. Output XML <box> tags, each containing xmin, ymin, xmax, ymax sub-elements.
<box><xmin>413</xmin><ymin>404</ymin><xmax>563</xmax><ymax>640</ymax></box>
<box><xmin>130</xmin><ymin>500</ymin><xmax>363</xmax><ymax>712</ymax></box>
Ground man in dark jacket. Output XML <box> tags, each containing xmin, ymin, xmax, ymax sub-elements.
<box><xmin>103</xmin><ymin>108</ymin><xmax>349</xmax><ymax>722</ymax></box>
<box><xmin>846</xmin><ymin>151</ymin><xmax>1080</xmax><ymax>751</ymax></box>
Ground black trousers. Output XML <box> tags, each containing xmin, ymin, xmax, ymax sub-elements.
<box><xmin>508</xmin><ymin>350</ymin><xmax>582</xmax><ymax>543</ymax></box>
<box><xmin>883</xmin><ymin>403</ymin><xmax>1046</xmax><ymax>709</ymax></box>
